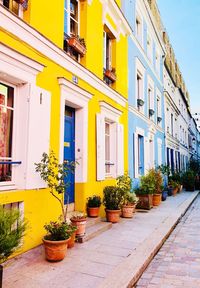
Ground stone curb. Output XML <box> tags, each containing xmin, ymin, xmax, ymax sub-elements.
<box><xmin>97</xmin><ymin>191</ymin><xmax>199</xmax><ymax>288</ymax></box>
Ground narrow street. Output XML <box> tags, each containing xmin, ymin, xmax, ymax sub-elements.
<box><xmin>136</xmin><ymin>196</ymin><xmax>200</xmax><ymax>288</ymax></box>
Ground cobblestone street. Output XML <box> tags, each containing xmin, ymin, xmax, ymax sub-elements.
<box><xmin>136</xmin><ymin>195</ymin><xmax>200</xmax><ymax>288</ymax></box>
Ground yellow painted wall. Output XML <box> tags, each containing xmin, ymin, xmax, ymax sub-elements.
<box><xmin>0</xmin><ymin>0</ymin><xmax>129</xmax><ymax>255</ymax></box>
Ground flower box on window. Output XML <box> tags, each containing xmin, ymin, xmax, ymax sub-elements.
<box><xmin>149</xmin><ymin>109</ymin><xmax>155</xmax><ymax>116</ymax></box>
<box><xmin>104</xmin><ymin>69</ymin><xmax>116</xmax><ymax>82</ymax></box>
<box><xmin>157</xmin><ymin>116</ymin><xmax>162</xmax><ymax>123</ymax></box>
<box><xmin>137</xmin><ymin>99</ymin><xmax>144</xmax><ymax>107</ymax></box>
<box><xmin>68</xmin><ymin>36</ymin><xmax>86</xmax><ymax>57</ymax></box>
<box><xmin>15</xmin><ymin>0</ymin><xmax>28</xmax><ymax>9</ymax></box>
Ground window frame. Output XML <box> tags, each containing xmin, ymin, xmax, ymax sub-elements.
<box><xmin>64</xmin><ymin>0</ymin><xmax>80</xmax><ymax>37</ymax></box>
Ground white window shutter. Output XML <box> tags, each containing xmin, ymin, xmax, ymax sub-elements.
<box><xmin>116</xmin><ymin>123</ymin><xmax>124</xmax><ymax>177</ymax></box>
<box><xmin>96</xmin><ymin>113</ymin><xmax>105</xmax><ymax>181</ymax></box>
<box><xmin>25</xmin><ymin>86</ymin><xmax>51</xmax><ymax>189</ymax></box>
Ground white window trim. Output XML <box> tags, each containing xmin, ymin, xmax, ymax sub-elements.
<box><xmin>135</xmin><ymin>58</ymin><xmax>145</xmax><ymax>112</ymax></box>
<box><xmin>58</xmin><ymin>77</ymin><xmax>92</xmax><ymax>183</ymax></box>
<box><xmin>65</xmin><ymin>0</ymin><xmax>80</xmax><ymax>36</ymax></box>
<box><xmin>147</xmin><ymin>33</ymin><xmax>153</xmax><ymax>62</ymax></box>
<box><xmin>0</xmin><ymin>43</ymin><xmax>47</xmax><ymax>191</ymax></box>
<box><xmin>134</xmin><ymin>127</ymin><xmax>145</xmax><ymax>178</ymax></box>
<box><xmin>157</xmin><ymin>138</ymin><xmax>162</xmax><ymax>166</ymax></box>
<box><xmin>147</xmin><ymin>75</ymin><xmax>154</xmax><ymax>112</ymax></box>
<box><xmin>135</xmin><ymin>9</ymin><xmax>143</xmax><ymax>47</ymax></box>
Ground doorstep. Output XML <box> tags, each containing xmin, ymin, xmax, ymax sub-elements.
<box><xmin>77</xmin><ymin>217</ymin><xmax>112</xmax><ymax>243</ymax></box>
<box><xmin>3</xmin><ymin>191</ymin><xmax>199</xmax><ymax>288</ymax></box>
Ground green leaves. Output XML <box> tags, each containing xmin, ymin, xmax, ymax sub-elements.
<box><xmin>0</xmin><ymin>206</ymin><xmax>27</xmax><ymax>264</ymax></box>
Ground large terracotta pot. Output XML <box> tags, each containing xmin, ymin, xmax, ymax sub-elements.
<box><xmin>136</xmin><ymin>194</ymin><xmax>153</xmax><ymax>210</ymax></box>
<box><xmin>67</xmin><ymin>232</ymin><xmax>76</xmax><ymax>248</ymax></box>
<box><xmin>43</xmin><ymin>238</ymin><xmax>68</xmax><ymax>262</ymax></box>
<box><xmin>70</xmin><ymin>218</ymin><xmax>87</xmax><ymax>236</ymax></box>
<box><xmin>87</xmin><ymin>207</ymin><xmax>100</xmax><ymax>218</ymax></box>
<box><xmin>153</xmin><ymin>194</ymin><xmax>162</xmax><ymax>206</ymax></box>
<box><xmin>106</xmin><ymin>209</ymin><xmax>120</xmax><ymax>223</ymax></box>
<box><xmin>121</xmin><ymin>205</ymin><xmax>136</xmax><ymax>218</ymax></box>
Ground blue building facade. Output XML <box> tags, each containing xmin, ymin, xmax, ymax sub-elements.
<box><xmin>122</xmin><ymin>0</ymin><xmax>166</xmax><ymax>186</ymax></box>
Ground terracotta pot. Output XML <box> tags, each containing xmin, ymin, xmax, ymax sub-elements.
<box><xmin>87</xmin><ymin>207</ymin><xmax>100</xmax><ymax>218</ymax></box>
<box><xmin>15</xmin><ymin>0</ymin><xmax>27</xmax><ymax>4</ymax></box>
<box><xmin>70</xmin><ymin>218</ymin><xmax>87</xmax><ymax>236</ymax></box>
<box><xmin>67</xmin><ymin>232</ymin><xmax>76</xmax><ymax>248</ymax></box>
<box><xmin>153</xmin><ymin>194</ymin><xmax>162</xmax><ymax>206</ymax></box>
<box><xmin>68</xmin><ymin>37</ymin><xmax>86</xmax><ymax>56</ymax></box>
<box><xmin>104</xmin><ymin>69</ymin><xmax>116</xmax><ymax>82</ymax></box>
<box><xmin>121</xmin><ymin>205</ymin><xmax>135</xmax><ymax>218</ymax></box>
<box><xmin>172</xmin><ymin>187</ymin><xmax>178</xmax><ymax>196</ymax></box>
<box><xmin>106</xmin><ymin>209</ymin><xmax>120</xmax><ymax>223</ymax></box>
<box><xmin>43</xmin><ymin>238</ymin><xmax>68</xmax><ymax>262</ymax></box>
<box><xmin>136</xmin><ymin>194</ymin><xmax>153</xmax><ymax>210</ymax></box>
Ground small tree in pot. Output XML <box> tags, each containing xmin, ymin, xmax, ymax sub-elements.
<box><xmin>135</xmin><ymin>171</ymin><xmax>155</xmax><ymax>210</ymax></box>
<box><xmin>149</xmin><ymin>169</ymin><xmax>163</xmax><ymax>206</ymax></box>
<box><xmin>116</xmin><ymin>173</ymin><xmax>138</xmax><ymax>218</ymax></box>
<box><xmin>87</xmin><ymin>195</ymin><xmax>101</xmax><ymax>217</ymax></box>
<box><xmin>103</xmin><ymin>186</ymin><xmax>124</xmax><ymax>223</ymax></box>
<box><xmin>35</xmin><ymin>151</ymin><xmax>77</xmax><ymax>261</ymax></box>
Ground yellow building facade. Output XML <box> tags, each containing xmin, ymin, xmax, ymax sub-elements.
<box><xmin>0</xmin><ymin>0</ymin><xmax>130</xmax><ymax>253</ymax></box>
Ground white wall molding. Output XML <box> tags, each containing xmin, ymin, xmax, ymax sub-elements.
<box><xmin>0</xmin><ymin>5</ymin><xmax>127</xmax><ymax>107</ymax></box>
<box><xmin>58</xmin><ymin>78</ymin><xmax>91</xmax><ymax>183</ymax></box>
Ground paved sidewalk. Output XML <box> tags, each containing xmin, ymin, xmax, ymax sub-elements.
<box><xmin>136</xmin><ymin>194</ymin><xmax>200</xmax><ymax>288</ymax></box>
<box><xmin>3</xmin><ymin>191</ymin><xmax>199</xmax><ymax>288</ymax></box>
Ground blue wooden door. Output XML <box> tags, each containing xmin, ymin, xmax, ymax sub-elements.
<box><xmin>64</xmin><ymin>106</ymin><xmax>75</xmax><ymax>204</ymax></box>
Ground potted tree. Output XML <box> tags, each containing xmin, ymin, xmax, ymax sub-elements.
<box><xmin>70</xmin><ymin>212</ymin><xmax>87</xmax><ymax>237</ymax></box>
<box><xmin>116</xmin><ymin>173</ymin><xmax>138</xmax><ymax>218</ymax></box>
<box><xmin>182</xmin><ymin>170</ymin><xmax>196</xmax><ymax>191</ymax></box>
<box><xmin>150</xmin><ymin>169</ymin><xmax>163</xmax><ymax>206</ymax></box>
<box><xmin>168</xmin><ymin>180</ymin><xmax>179</xmax><ymax>196</ymax></box>
<box><xmin>0</xmin><ymin>206</ymin><xmax>27</xmax><ymax>287</ymax></box>
<box><xmin>103</xmin><ymin>186</ymin><xmax>124</xmax><ymax>223</ymax></box>
<box><xmin>87</xmin><ymin>195</ymin><xmax>101</xmax><ymax>217</ymax></box>
<box><xmin>35</xmin><ymin>151</ymin><xmax>77</xmax><ymax>261</ymax></box>
<box><xmin>135</xmin><ymin>171</ymin><xmax>155</xmax><ymax>210</ymax></box>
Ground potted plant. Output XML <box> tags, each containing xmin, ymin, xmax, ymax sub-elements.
<box><xmin>122</xmin><ymin>192</ymin><xmax>138</xmax><ymax>218</ymax></box>
<box><xmin>0</xmin><ymin>206</ymin><xmax>27</xmax><ymax>287</ymax></box>
<box><xmin>137</xmin><ymin>98</ymin><xmax>144</xmax><ymax>107</ymax></box>
<box><xmin>182</xmin><ymin>170</ymin><xmax>196</xmax><ymax>191</ymax></box>
<box><xmin>162</xmin><ymin>188</ymin><xmax>168</xmax><ymax>201</ymax></box>
<box><xmin>135</xmin><ymin>171</ymin><xmax>155</xmax><ymax>210</ymax></box>
<box><xmin>87</xmin><ymin>195</ymin><xmax>101</xmax><ymax>217</ymax></box>
<box><xmin>150</xmin><ymin>169</ymin><xmax>163</xmax><ymax>206</ymax></box>
<box><xmin>149</xmin><ymin>109</ymin><xmax>155</xmax><ymax>117</ymax></box>
<box><xmin>68</xmin><ymin>35</ymin><xmax>86</xmax><ymax>56</ymax></box>
<box><xmin>103</xmin><ymin>186</ymin><xmax>124</xmax><ymax>223</ymax></box>
<box><xmin>35</xmin><ymin>151</ymin><xmax>77</xmax><ymax>261</ymax></box>
<box><xmin>157</xmin><ymin>116</ymin><xmax>162</xmax><ymax>123</ymax></box>
<box><xmin>43</xmin><ymin>221</ymin><xmax>72</xmax><ymax>261</ymax></box>
<box><xmin>70</xmin><ymin>212</ymin><xmax>87</xmax><ymax>237</ymax></box>
<box><xmin>66</xmin><ymin>224</ymin><xmax>77</xmax><ymax>248</ymax></box>
<box><xmin>116</xmin><ymin>173</ymin><xmax>138</xmax><ymax>218</ymax></box>
<box><xmin>168</xmin><ymin>180</ymin><xmax>179</xmax><ymax>196</ymax></box>
<box><xmin>104</xmin><ymin>67</ymin><xmax>116</xmax><ymax>82</ymax></box>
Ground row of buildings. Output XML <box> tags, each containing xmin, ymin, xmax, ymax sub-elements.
<box><xmin>0</xmin><ymin>0</ymin><xmax>199</xmax><ymax>253</ymax></box>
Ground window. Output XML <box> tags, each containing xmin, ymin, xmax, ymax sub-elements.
<box><xmin>138</xmin><ymin>135</ymin><xmax>144</xmax><ymax>175</ymax></box>
<box><xmin>103</xmin><ymin>28</ymin><xmax>116</xmax><ymax>85</ymax></box>
<box><xmin>171</xmin><ymin>113</ymin><xmax>173</xmax><ymax>136</ymax></box>
<box><xmin>64</xmin><ymin>0</ymin><xmax>79</xmax><ymax>37</ymax></box>
<box><xmin>136</xmin><ymin>14</ymin><xmax>143</xmax><ymax>44</ymax></box>
<box><xmin>147</xmin><ymin>34</ymin><xmax>152</xmax><ymax>62</ymax></box>
<box><xmin>0</xmin><ymin>83</ymin><xmax>14</xmax><ymax>183</ymax></box>
<box><xmin>136</xmin><ymin>72</ymin><xmax>144</xmax><ymax>111</ymax></box>
<box><xmin>105</xmin><ymin>122</ymin><xmax>111</xmax><ymax>174</ymax></box>
<box><xmin>148</xmin><ymin>84</ymin><xmax>154</xmax><ymax>119</ymax></box>
<box><xmin>2</xmin><ymin>0</ymin><xmax>22</xmax><ymax>16</ymax></box>
<box><xmin>96</xmin><ymin>103</ymin><xmax>124</xmax><ymax>180</ymax></box>
<box><xmin>157</xmin><ymin>96</ymin><xmax>161</xmax><ymax>124</ymax></box>
<box><xmin>155</xmin><ymin>51</ymin><xmax>160</xmax><ymax>75</ymax></box>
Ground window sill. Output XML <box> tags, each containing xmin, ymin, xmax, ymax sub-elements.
<box><xmin>0</xmin><ymin>184</ymin><xmax>17</xmax><ymax>191</ymax></box>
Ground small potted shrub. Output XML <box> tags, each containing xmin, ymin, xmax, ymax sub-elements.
<box><xmin>0</xmin><ymin>206</ymin><xmax>27</xmax><ymax>286</ymax></box>
<box><xmin>43</xmin><ymin>221</ymin><xmax>72</xmax><ymax>261</ymax></box>
<box><xmin>122</xmin><ymin>192</ymin><xmax>138</xmax><ymax>218</ymax></box>
<box><xmin>182</xmin><ymin>170</ymin><xmax>196</xmax><ymax>191</ymax></box>
<box><xmin>103</xmin><ymin>186</ymin><xmax>123</xmax><ymax>223</ymax></box>
<box><xmin>116</xmin><ymin>173</ymin><xmax>138</xmax><ymax>218</ymax></box>
<box><xmin>70</xmin><ymin>212</ymin><xmax>87</xmax><ymax>237</ymax></box>
<box><xmin>135</xmin><ymin>171</ymin><xmax>155</xmax><ymax>210</ymax></box>
<box><xmin>66</xmin><ymin>224</ymin><xmax>77</xmax><ymax>248</ymax></box>
<box><xmin>168</xmin><ymin>180</ymin><xmax>179</xmax><ymax>196</ymax></box>
<box><xmin>87</xmin><ymin>195</ymin><xmax>101</xmax><ymax>217</ymax></box>
<box><xmin>150</xmin><ymin>169</ymin><xmax>163</xmax><ymax>206</ymax></box>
